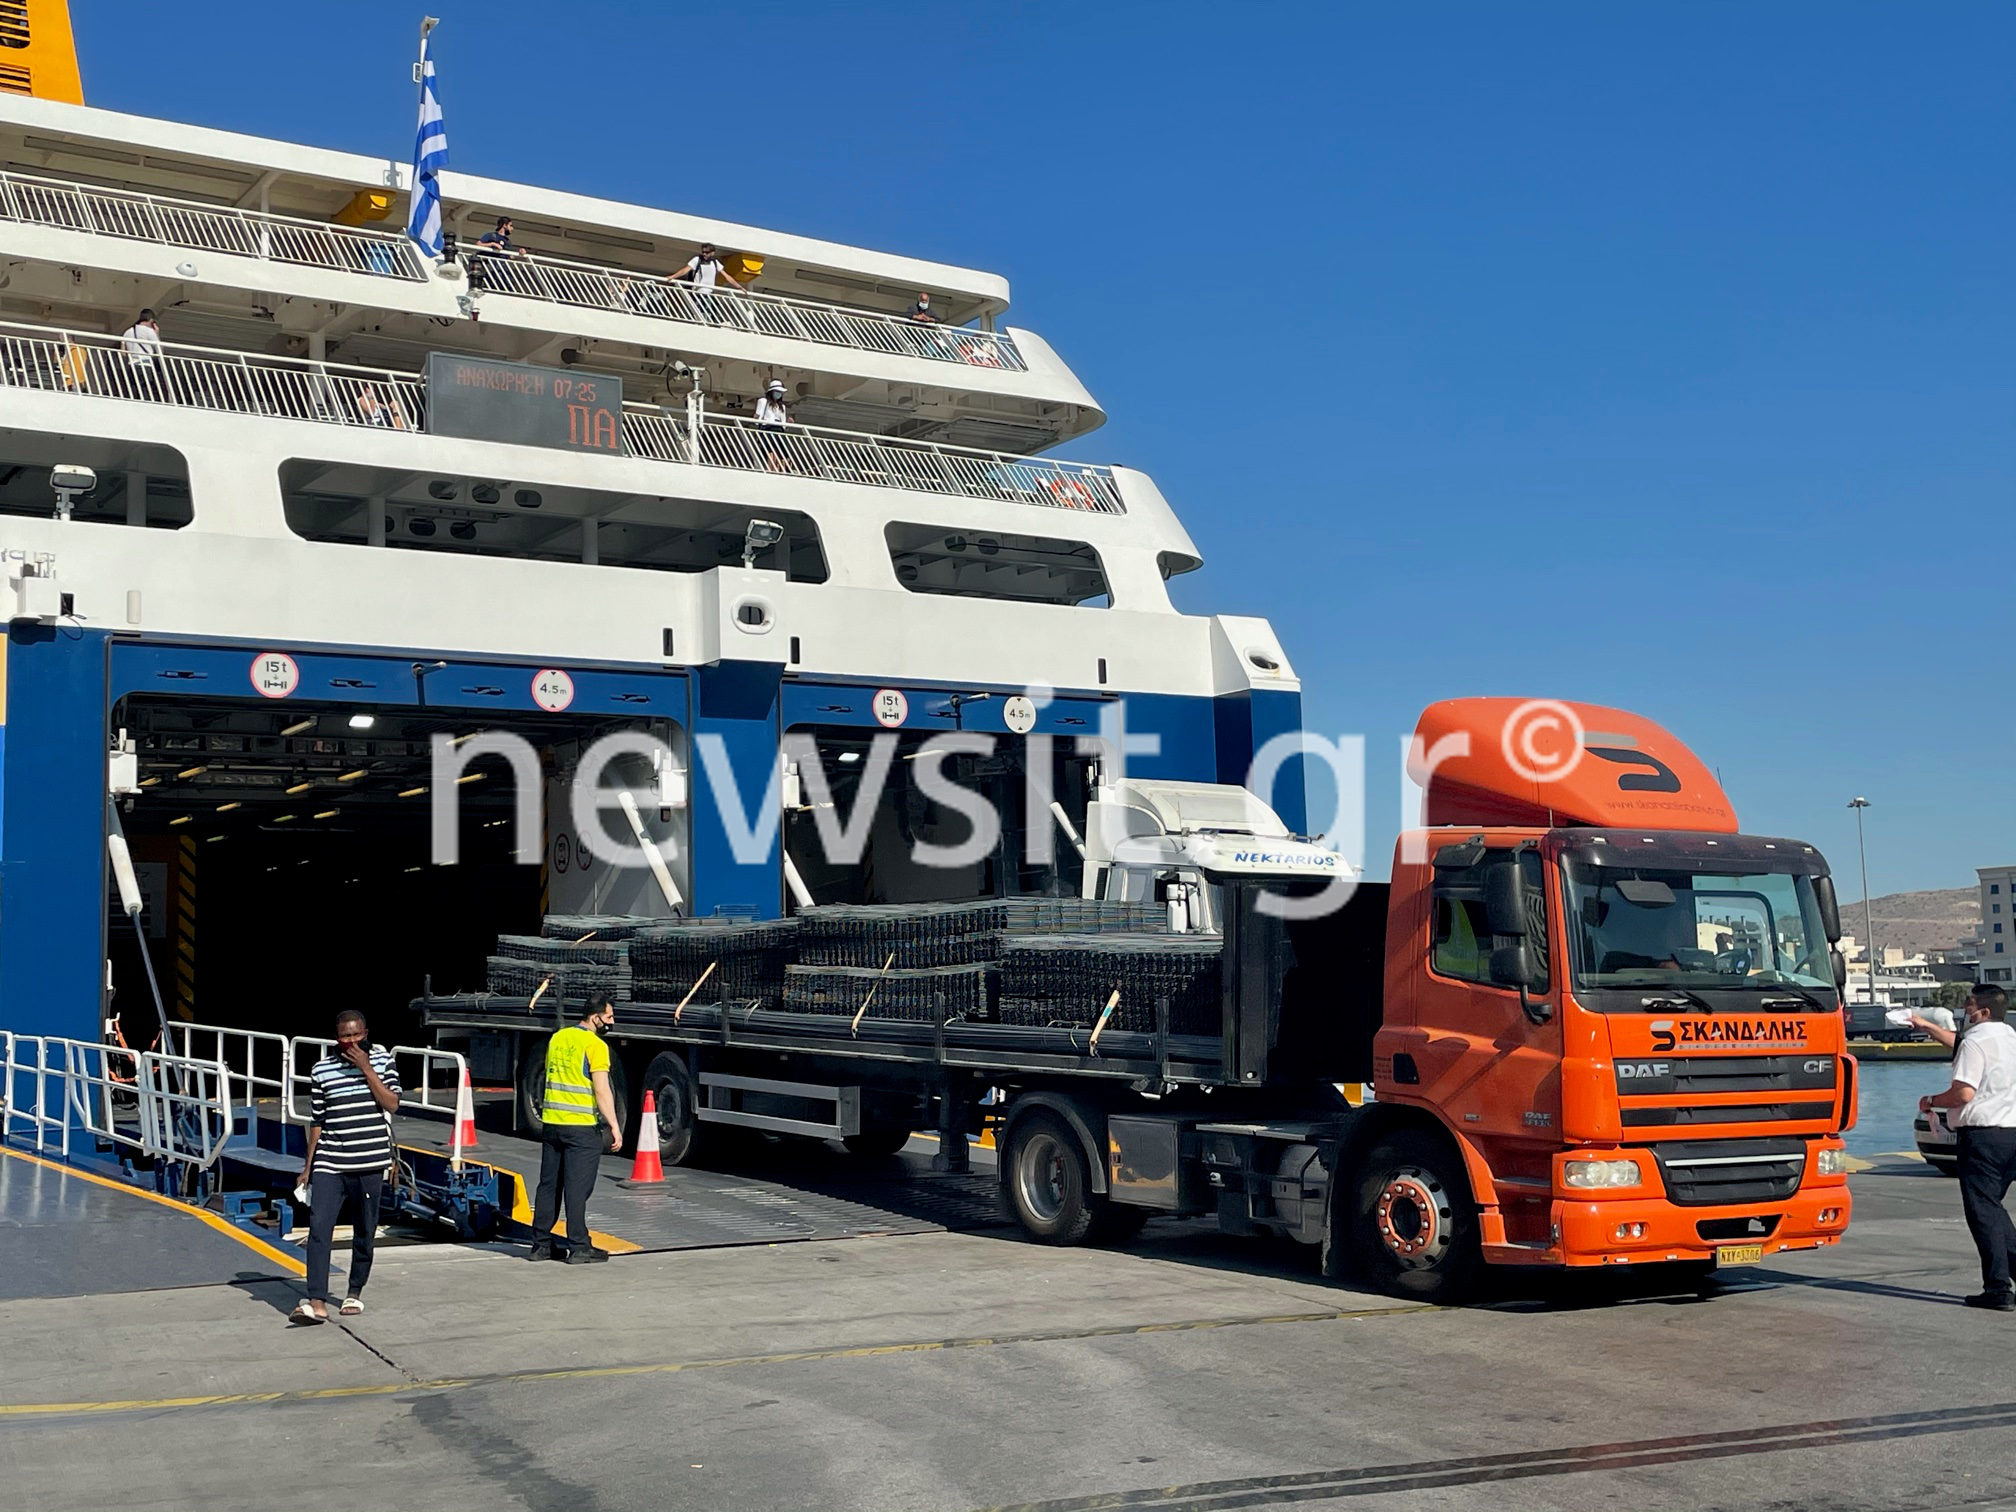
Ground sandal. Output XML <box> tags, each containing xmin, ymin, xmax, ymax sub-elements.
<box><xmin>289</xmin><ymin>1301</ymin><xmax>326</xmax><ymax>1326</ymax></box>
<box><xmin>339</xmin><ymin>1297</ymin><xmax>364</xmax><ymax>1317</ymax></box>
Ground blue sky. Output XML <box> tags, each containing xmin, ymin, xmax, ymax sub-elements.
<box><xmin>72</xmin><ymin>1</ymin><xmax>2011</xmax><ymax>896</ymax></box>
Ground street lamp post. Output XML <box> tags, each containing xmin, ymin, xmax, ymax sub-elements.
<box><xmin>1849</xmin><ymin>797</ymin><xmax>1876</xmax><ymax>1005</ymax></box>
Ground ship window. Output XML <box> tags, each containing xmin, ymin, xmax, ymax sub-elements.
<box><xmin>280</xmin><ymin>460</ymin><xmax>827</xmax><ymax>580</ymax></box>
<box><xmin>884</xmin><ymin>521</ymin><xmax>1109</xmax><ymax>607</ymax></box>
<box><xmin>0</xmin><ymin>434</ymin><xmax>192</xmax><ymax>528</ymax></box>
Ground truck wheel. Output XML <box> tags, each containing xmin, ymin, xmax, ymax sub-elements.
<box><xmin>516</xmin><ymin>1036</ymin><xmax>549</xmax><ymax>1135</ymax></box>
<box><xmin>519</xmin><ymin>1035</ymin><xmax>629</xmax><ymax>1146</ymax></box>
<box><xmin>842</xmin><ymin>1127</ymin><xmax>914</xmax><ymax>1159</ymax></box>
<box><xmin>640</xmin><ymin>1052</ymin><xmax>705</xmax><ymax>1166</ymax></box>
<box><xmin>1006</xmin><ymin>1111</ymin><xmax>1101</xmax><ymax>1245</ymax></box>
<box><xmin>1352</xmin><ymin>1132</ymin><xmax>1483</xmax><ymax>1303</ymax></box>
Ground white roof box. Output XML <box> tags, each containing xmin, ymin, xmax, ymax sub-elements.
<box><xmin>1106</xmin><ymin>779</ymin><xmax>1291</xmax><ymax>839</ymax></box>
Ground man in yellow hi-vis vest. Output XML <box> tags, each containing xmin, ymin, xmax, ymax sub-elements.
<box><xmin>529</xmin><ymin>996</ymin><xmax>624</xmax><ymax>1264</ymax></box>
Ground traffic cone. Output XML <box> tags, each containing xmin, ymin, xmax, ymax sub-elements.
<box><xmin>629</xmin><ymin>1090</ymin><xmax>665</xmax><ymax>1183</ymax></box>
<box><xmin>453</xmin><ymin>1064</ymin><xmax>479</xmax><ymax>1160</ymax></box>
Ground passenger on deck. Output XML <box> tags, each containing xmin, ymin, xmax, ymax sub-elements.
<box><xmin>293</xmin><ymin>1011</ymin><xmax>401</xmax><ymax>1325</ymax></box>
<box><xmin>754</xmin><ymin>377</ymin><xmax>793</xmax><ymax>472</ymax></box>
<box><xmin>672</xmin><ymin>243</ymin><xmax>745</xmax><ymax>325</ymax></box>
<box><xmin>119</xmin><ymin>309</ymin><xmax>163</xmax><ymax>401</ymax></box>
<box><xmin>468</xmin><ymin>216</ymin><xmax>529</xmax><ymax>298</ymax></box>
<box><xmin>529</xmin><ymin>996</ymin><xmax>624</xmax><ymax>1265</ymax></box>
<box><xmin>905</xmin><ymin>291</ymin><xmax>951</xmax><ymax>359</ymax></box>
<box><xmin>354</xmin><ymin>383</ymin><xmax>406</xmax><ymax>429</ymax></box>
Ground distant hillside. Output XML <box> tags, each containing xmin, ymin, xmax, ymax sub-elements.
<box><xmin>1836</xmin><ymin>888</ymin><xmax>1978</xmax><ymax>957</ymax></box>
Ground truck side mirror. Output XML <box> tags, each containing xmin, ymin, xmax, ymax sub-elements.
<box><xmin>1489</xmin><ymin>942</ymin><xmax>1537</xmax><ymax>991</ymax></box>
<box><xmin>1813</xmin><ymin>875</ymin><xmax>1842</xmax><ymax>944</ymax></box>
<box><xmin>1831</xmin><ymin>948</ymin><xmax>1848</xmax><ymax>989</ymax></box>
<box><xmin>1483</xmin><ymin>861</ymin><xmax>1527</xmax><ymax>938</ymax></box>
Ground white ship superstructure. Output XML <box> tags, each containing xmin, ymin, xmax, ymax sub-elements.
<box><xmin>0</xmin><ymin>85</ymin><xmax>1302</xmax><ymax>1041</ymax></box>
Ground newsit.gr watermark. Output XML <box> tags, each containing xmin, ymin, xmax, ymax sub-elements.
<box><xmin>420</xmin><ymin>697</ymin><xmax>1575</xmax><ymax>919</ymax></box>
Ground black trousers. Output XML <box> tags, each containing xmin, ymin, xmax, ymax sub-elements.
<box><xmin>1957</xmin><ymin>1127</ymin><xmax>2016</xmax><ymax>1292</ymax></box>
<box><xmin>533</xmin><ymin>1124</ymin><xmax>604</xmax><ymax>1248</ymax></box>
<box><xmin>305</xmin><ymin>1170</ymin><xmax>383</xmax><ymax>1302</ymax></box>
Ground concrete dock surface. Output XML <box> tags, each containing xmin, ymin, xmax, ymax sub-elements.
<box><xmin>1</xmin><ymin>1148</ymin><xmax>2012</xmax><ymax>1512</ymax></box>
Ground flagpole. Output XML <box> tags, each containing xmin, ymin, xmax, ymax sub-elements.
<box><xmin>414</xmin><ymin>16</ymin><xmax>438</xmax><ymax>85</ymax></box>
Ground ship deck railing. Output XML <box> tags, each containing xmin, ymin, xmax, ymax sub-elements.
<box><xmin>466</xmin><ymin>245</ymin><xmax>1027</xmax><ymax>372</ymax></box>
<box><xmin>0</xmin><ymin>163</ymin><xmax>1025</xmax><ymax>373</ymax></box>
<box><xmin>0</xmin><ymin>318</ymin><xmax>1122</xmax><ymax>515</ymax></box>
<box><xmin>0</xmin><ymin>166</ymin><xmax>428</xmax><ymax>282</ymax></box>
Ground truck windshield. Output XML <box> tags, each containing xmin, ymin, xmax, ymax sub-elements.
<box><xmin>1560</xmin><ymin>841</ymin><xmax>1837</xmax><ymax>1004</ymax></box>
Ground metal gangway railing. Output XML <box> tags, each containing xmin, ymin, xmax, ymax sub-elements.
<box><xmin>1</xmin><ymin>1029</ymin><xmax>233</xmax><ymax>1174</ymax></box>
<box><xmin>0</xmin><ymin>167</ymin><xmax>427</xmax><ymax>281</ymax></box>
<box><xmin>468</xmin><ymin>245</ymin><xmax>1025</xmax><ymax>371</ymax></box>
<box><xmin>0</xmin><ymin>318</ymin><xmax>428</xmax><ymax>431</ymax></box>
<box><xmin>622</xmin><ymin>404</ymin><xmax>1125</xmax><ymax>513</ymax></box>
<box><xmin>286</xmin><ymin>1035</ymin><xmax>475</xmax><ymax>1169</ymax></box>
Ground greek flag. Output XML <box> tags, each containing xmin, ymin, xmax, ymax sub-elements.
<box><xmin>406</xmin><ymin>33</ymin><xmax>448</xmax><ymax>257</ymax></box>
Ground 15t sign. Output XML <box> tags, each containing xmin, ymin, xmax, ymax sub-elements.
<box><xmin>426</xmin><ymin>354</ymin><xmax>625</xmax><ymax>454</ymax></box>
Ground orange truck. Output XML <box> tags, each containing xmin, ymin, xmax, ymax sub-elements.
<box><xmin>1001</xmin><ymin>695</ymin><xmax>1855</xmax><ymax>1300</ymax></box>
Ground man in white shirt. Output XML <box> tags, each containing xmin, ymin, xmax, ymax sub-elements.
<box><xmin>1922</xmin><ymin>985</ymin><xmax>2016</xmax><ymax>1309</ymax></box>
<box><xmin>119</xmin><ymin>309</ymin><xmax>163</xmax><ymax>400</ymax></box>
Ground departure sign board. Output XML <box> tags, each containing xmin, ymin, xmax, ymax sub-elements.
<box><xmin>426</xmin><ymin>354</ymin><xmax>625</xmax><ymax>454</ymax></box>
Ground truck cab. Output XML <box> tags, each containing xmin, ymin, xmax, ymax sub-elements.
<box><xmin>1364</xmin><ymin>699</ymin><xmax>1854</xmax><ymax>1288</ymax></box>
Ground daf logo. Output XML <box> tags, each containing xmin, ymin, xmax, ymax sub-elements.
<box><xmin>1618</xmin><ymin>1061</ymin><xmax>1671</xmax><ymax>1078</ymax></box>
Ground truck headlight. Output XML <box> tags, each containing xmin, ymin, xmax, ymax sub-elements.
<box><xmin>1817</xmin><ymin>1147</ymin><xmax>1849</xmax><ymax>1176</ymax></box>
<box><xmin>1564</xmin><ymin>1158</ymin><xmax>1643</xmax><ymax>1189</ymax></box>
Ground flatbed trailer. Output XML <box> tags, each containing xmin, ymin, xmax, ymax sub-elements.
<box><xmin>420</xmin><ymin>698</ymin><xmax>1861</xmax><ymax>1302</ymax></box>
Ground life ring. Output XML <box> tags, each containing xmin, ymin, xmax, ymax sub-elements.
<box><xmin>961</xmin><ymin>341</ymin><xmax>1004</xmax><ymax>368</ymax></box>
<box><xmin>1046</xmin><ymin>476</ymin><xmax>1097</xmax><ymax>510</ymax></box>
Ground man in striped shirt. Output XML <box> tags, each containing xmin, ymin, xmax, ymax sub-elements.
<box><xmin>293</xmin><ymin>1010</ymin><xmax>401</xmax><ymax>1324</ymax></box>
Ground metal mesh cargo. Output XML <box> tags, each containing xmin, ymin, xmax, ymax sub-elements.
<box><xmin>630</xmin><ymin>919</ymin><xmax>798</xmax><ymax>1007</ymax></box>
<box><xmin>784</xmin><ymin>963</ymin><xmax>993</xmax><ymax>1023</ymax></box>
<box><xmin>796</xmin><ymin>899</ymin><xmax>1168</xmax><ymax>969</ymax></box>
<box><xmin>997</xmin><ymin>934</ymin><xmax>1222</xmax><ymax>1035</ymax></box>
<box><xmin>539</xmin><ymin>915</ymin><xmax>659</xmax><ymax>942</ymax></box>
<box><xmin>495</xmin><ymin>935</ymin><xmax>631</xmax><ymax>968</ymax></box>
<box><xmin>483</xmin><ymin>955</ymin><xmax>633</xmax><ymax>1004</ymax></box>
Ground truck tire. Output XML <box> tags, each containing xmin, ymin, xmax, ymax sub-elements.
<box><xmin>641</xmin><ymin>1051</ymin><xmax>712</xmax><ymax>1166</ymax></box>
<box><xmin>842</xmin><ymin>1127</ymin><xmax>914</xmax><ymax>1159</ymax></box>
<box><xmin>516</xmin><ymin>1036</ymin><xmax>550</xmax><ymax>1135</ymax></box>
<box><xmin>1352</xmin><ymin>1131</ymin><xmax>1483</xmax><ymax>1303</ymax></box>
<box><xmin>1006</xmin><ymin>1110</ymin><xmax>1110</xmax><ymax>1245</ymax></box>
<box><xmin>518</xmin><ymin>1034</ymin><xmax>629</xmax><ymax>1148</ymax></box>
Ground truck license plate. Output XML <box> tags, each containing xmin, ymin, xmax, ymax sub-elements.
<box><xmin>1715</xmin><ymin>1243</ymin><xmax>1764</xmax><ymax>1266</ymax></box>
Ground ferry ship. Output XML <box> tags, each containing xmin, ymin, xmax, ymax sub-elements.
<box><xmin>0</xmin><ymin>4</ymin><xmax>1303</xmax><ymax>1047</ymax></box>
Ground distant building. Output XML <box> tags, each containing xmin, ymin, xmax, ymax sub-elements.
<box><xmin>1837</xmin><ymin>934</ymin><xmax>1941</xmax><ymax>1009</ymax></box>
<box><xmin>1979</xmin><ymin>865</ymin><xmax>2016</xmax><ymax>985</ymax></box>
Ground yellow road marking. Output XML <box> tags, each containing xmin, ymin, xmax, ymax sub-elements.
<box><xmin>0</xmin><ymin>1145</ymin><xmax>304</xmax><ymax>1276</ymax></box>
<box><xmin>0</xmin><ymin>1302</ymin><xmax>1438</xmax><ymax>1420</ymax></box>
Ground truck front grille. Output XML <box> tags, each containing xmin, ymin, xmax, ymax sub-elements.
<box><xmin>1620</xmin><ymin>1100</ymin><xmax>1836</xmax><ymax>1127</ymax></box>
<box><xmin>1613</xmin><ymin>1054</ymin><xmax>1837</xmax><ymax>1097</ymax></box>
<box><xmin>1648</xmin><ymin>1136</ymin><xmax>1807</xmax><ymax>1207</ymax></box>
